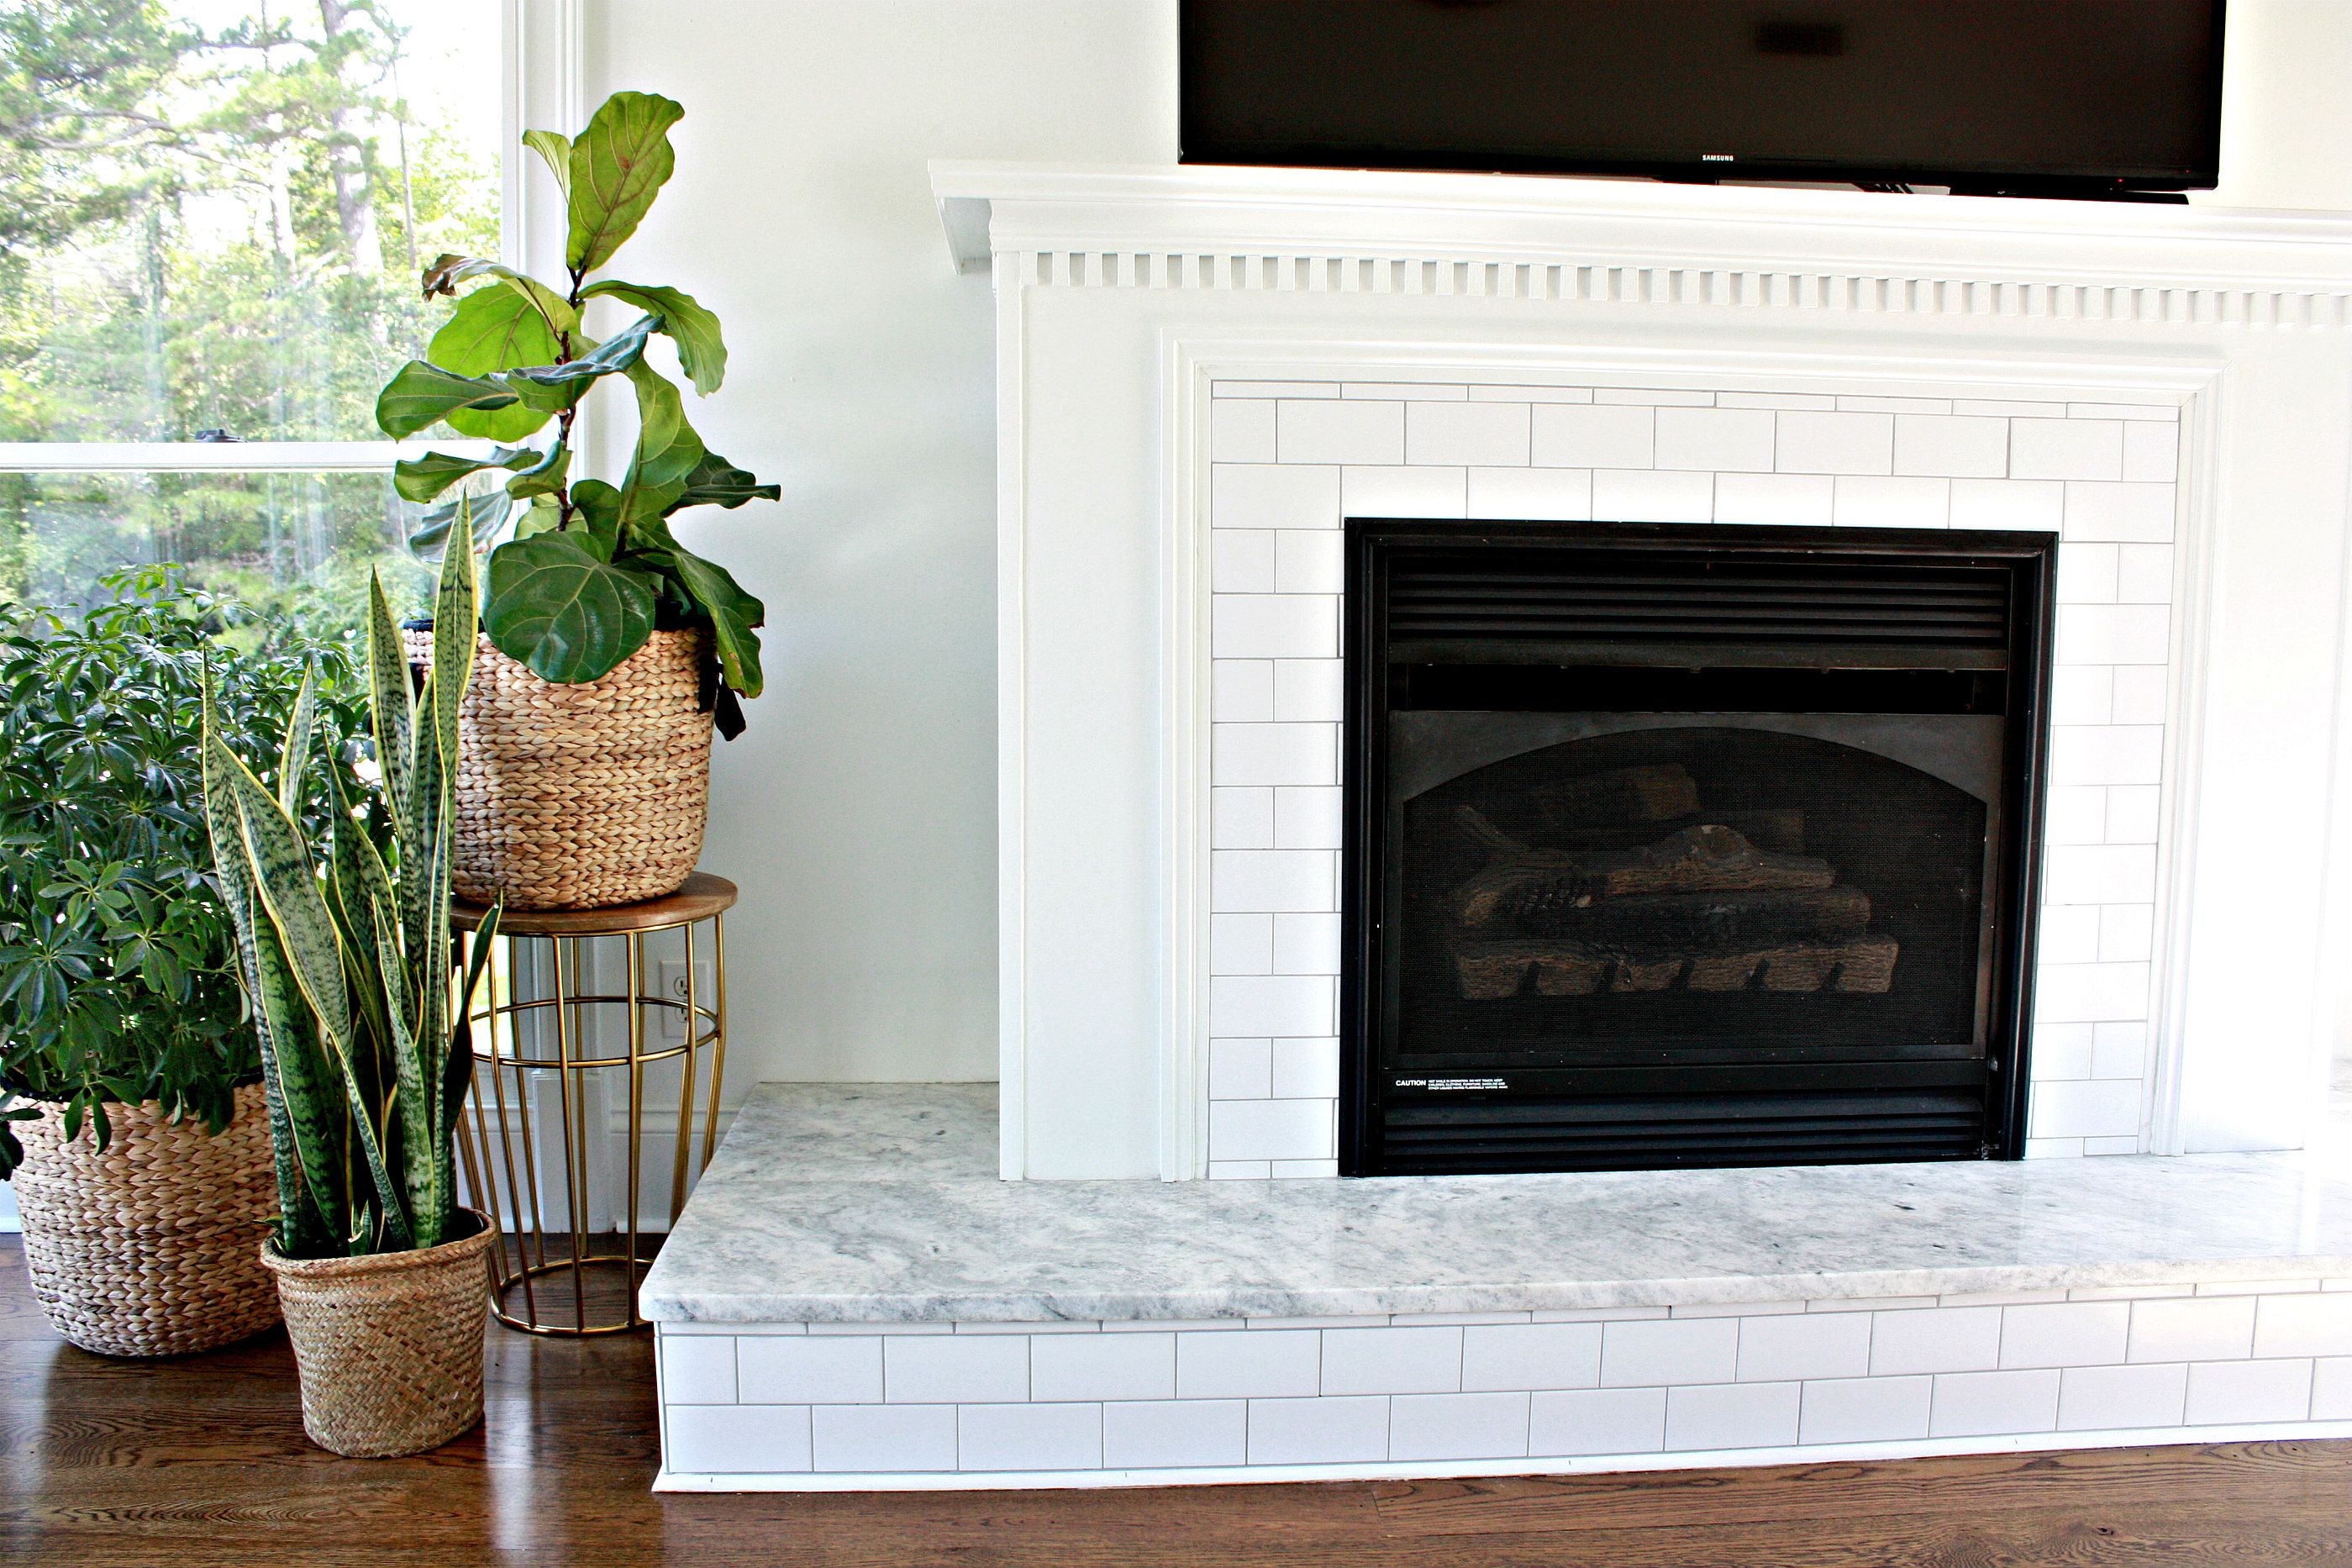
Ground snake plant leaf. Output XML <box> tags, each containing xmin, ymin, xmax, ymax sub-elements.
<box><xmin>504</xmin><ymin>441</ymin><xmax>571</xmax><ymax>501</ymax></box>
<box><xmin>322</xmin><ymin>766</ymin><xmax>394</xmax><ymax>1069</ymax></box>
<box><xmin>394</xmin><ymin>445</ymin><xmax>539</xmax><ymax>505</ymax></box>
<box><xmin>581</xmin><ymin>280</ymin><xmax>727</xmax><ymax>394</ymax></box>
<box><xmin>482</xmin><ymin>529</ymin><xmax>658</xmax><ymax>684</ymax></box>
<box><xmin>375</xmin><ymin>360</ymin><xmax>524</xmax><ymax>441</ymax></box>
<box><xmin>565</xmin><ymin>91</ymin><xmax>683</xmax><ymax>273</ymax></box>
<box><xmin>445</xmin><ymin>903</ymin><xmax>502</xmax><ymax>1140</ymax></box>
<box><xmin>364</xmin><ymin>571</ymin><xmax>415</xmax><ymax>857</ymax></box>
<box><xmin>666</xmin><ymin>450</ymin><xmax>781</xmax><ymax>513</ymax></box>
<box><xmin>419</xmin><ymin>253</ymin><xmax>580</xmax><ymax>336</ymax></box>
<box><xmin>521</xmin><ymin>130</ymin><xmax>572</xmax><ymax>203</ymax></box>
<box><xmin>407</xmin><ymin>489</ymin><xmax>513</xmax><ymax>562</ymax></box>
<box><xmin>277</xmin><ymin>661</ymin><xmax>317</xmax><ymax>821</ymax></box>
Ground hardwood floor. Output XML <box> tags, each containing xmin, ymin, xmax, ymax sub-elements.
<box><xmin>5</xmin><ymin>1237</ymin><xmax>2351</xmax><ymax>1567</ymax></box>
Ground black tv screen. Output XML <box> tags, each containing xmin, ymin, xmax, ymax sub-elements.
<box><xmin>1181</xmin><ymin>1</ymin><xmax>2225</xmax><ymax>194</ymax></box>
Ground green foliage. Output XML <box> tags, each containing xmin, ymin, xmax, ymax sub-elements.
<box><xmin>0</xmin><ymin>566</ymin><xmax>371</xmax><ymax>1178</ymax></box>
<box><xmin>202</xmin><ymin>524</ymin><xmax>498</xmax><ymax>1259</ymax></box>
<box><xmin>381</xmin><ymin>91</ymin><xmax>776</xmax><ymax>723</ymax></box>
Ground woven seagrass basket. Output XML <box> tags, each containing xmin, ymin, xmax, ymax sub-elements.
<box><xmin>261</xmin><ymin>1211</ymin><xmax>498</xmax><ymax>1458</ymax></box>
<box><xmin>11</xmin><ymin>1081</ymin><xmax>279</xmax><ymax>1357</ymax></box>
<box><xmin>406</xmin><ymin>627</ymin><xmax>712</xmax><ymax>911</ymax></box>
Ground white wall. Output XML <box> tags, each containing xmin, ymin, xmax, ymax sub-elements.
<box><xmin>579</xmin><ymin>0</ymin><xmax>2350</xmax><ymax>1102</ymax></box>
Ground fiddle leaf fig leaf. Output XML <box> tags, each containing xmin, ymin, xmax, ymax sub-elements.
<box><xmin>406</xmin><ymin>490</ymin><xmax>513</xmax><ymax>560</ymax></box>
<box><xmin>622</xmin><ymin>360</ymin><xmax>705</xmax><ymax>492</ymax></box>
<box><xmin>429</xmin><ymin>286</ymin><xmax>566</xmax><ymax>441</ymax></box>
<box><xmin>630</xmin><ymin>518</ymin><xmax>766</xmax><ymax>698</ymax></box>
<box><xmin>502</xmin><ymin>313</ymin><xmax>659</xmax><ymax>404</ymax></box>
<box><xmin>521</xmin><ymin>129</ymin><xmax>573</xmax><ymax>203</ymax></box>
<box><xmin>392</xmin><ymin>445</ymin><xmax>538</xmax><ymax>504</ymax></box>
<box><xmin>418</xmin><ymin>253</ymin><xmax>578</xmax><ymax>335</ymax></box>
<box><xmin>666</xmin><ymin>450</ymin><xmax>780</xmax><ymax>513</ymax></box>
<box><xmin>482</xmin><ymin>532</ymin><xmax>657</xmax><ymax>684</ymax></box>
<box><xmin>513</xmin><ymin>497</ymin><xmax>562</xmax><ymax>540</ymax></box>
<box><xmin>375</xmin><ymin>360</ymin><xmax>522</xmax><ymax>440</ymax></box>
<box><xmin>569</xmin><ymin>479</ymin><xmax>624</xmax><ymax>559</ymax></box>
<box><xmin>566</xmin><ymin>92</ymin><xmax>683</xmax><ymax>273</ymax></box>
<box><xmin>503</xmin><ymin>442</ymin><xmax>571</xmax><ymax>501</ymax></box>
<box><xmin>580</xmin><ymin>280</ymin><xmax>726</xmax><ymax>393</ymax></box>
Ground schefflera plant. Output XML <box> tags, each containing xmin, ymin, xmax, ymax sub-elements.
<box><xmin>201</xmin><ymin>529</ymin><xmax>501</xmax><ymax>1259</ymax></box>
<box><xmin>376</xmin><ymin>91</ymin><xmax>777</xmax><ymax>737</ymax></box>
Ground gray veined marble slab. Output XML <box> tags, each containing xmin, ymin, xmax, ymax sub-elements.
<box><xmin>639</xmin><ymin>1082</ymin><xmax>2352</xmax><ymax>1324</ymax></box>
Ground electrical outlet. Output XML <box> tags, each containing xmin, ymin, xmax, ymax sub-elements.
<box><xmin>654</xmin><ymin>958</ymin><xmax>718</xmax><ymax>1042</ymax></box>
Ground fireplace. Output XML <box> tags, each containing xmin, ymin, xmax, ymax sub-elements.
<box><xmin>1341</xmin><ymin>522</ymin><xmax>2058</xmax><ymax>1176</ymax></box>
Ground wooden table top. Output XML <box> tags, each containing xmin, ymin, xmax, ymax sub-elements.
<box><xmin>452</xmin><ymin>871</ymin><xmax>738</xmax><ymax>934</ymax></box>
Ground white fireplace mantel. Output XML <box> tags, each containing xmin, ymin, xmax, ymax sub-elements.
<box><xmin>937</xmin><ymin>163</ymin><xmax>2352</xmax><ymax>1183</ymax></box>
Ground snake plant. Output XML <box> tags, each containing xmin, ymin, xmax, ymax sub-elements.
<box><xmin>201</xmin><ymin>523</ymin><xmax>502</xmax><ymax>1259</ymax></box>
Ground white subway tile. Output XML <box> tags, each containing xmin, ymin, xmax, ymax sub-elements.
<box><xmin>812</xmin><ymin>1404</ymin><xmax>957</xmax><ymax>1472</ymax></box>
<box><xmin>1344</xmin><ymin>381</ymin><xmax>1465</xmax><ymax>401</ymax></box>
<box><xmin>1528</xmin><ymin>1386</ymin><xmax>1668</xmax><ymax>1455</ymax></box>
<box><xmin>1777</xmin><ymin>411</ymin><xmax>1893</xmax><ymax>475</ymax></box>
<box><xmin>1217</xmin><ymin>381</ymin><xmax>1336</xmax><ymax>399</ymax></box>
<box><xmin>1272</xmin><ymin>659</ymin><xmax>1344</xmax><ymax>723</ymax></box>
<box><xmin>1177</xmin><ymin>1328</ymin><xmax>1321</xmax><ymax>1398</ymax></box>
<box><xmin>667</xmin><ymin>1404</ymin><xmax>811</xmax><ymax>1473</ymax></box>
<box><xmin>1213</xmin><ymin>399</ymin><xmax>1278</xmax><ymax>463</ymax></box>
<box><xmin>2025</xmin><ymin>1137</ymin><xmax>2085</xmax><ymax>1159</ymax></box>
<box><xmin>2044</xmin><ymin>787</ymin><xmax>2107</xmax><ymax>845</ymax></box>
<box><xmin>2037</xmin><ymin>906</ymin><xmax>2102</xmax><ymax>967</ymax></box>
<box><xmin>2049</xmin><ymin>666</ymin><xmax>2114</xmax><ymax>726</ymax></box>
<box><xmin>1392</xmin><ymin>1312</ymin><xmax>1536</xmax><ymax>1327</ymax></box>
<box><xmin>2012</xmin><ymin>419</ymin><xmax>2123</xmax><ymax>481</ymax></box>
<box><xmin>2091</xmin><ymin>1022</ymin><xmax>2150</xmax><ymax>1079</ymax></box>
<box><xmin>2116</xmin><ymin>545</ymin><xmax>2175</xmax><ymax>603</ymax></box>
<box><xmin>2098</xmin><ymin>904</ymin><xmax>2154</xmax><ymax>963</ymax></box>
<box><xmin>1213</xmin><ymin>660</ymin><xmax>1274</xmax><ymax>723</ymax></box>
<box><xmin>1211</xmin><ymin>914</ymin><xmax>1273</xmax><ymax>978</ymax></box>
<box><xmin>2000</xmin><ymin>1302</ymin><xmax>2130</xmax><ymax>1369</ymax></box>
<box><xmin>1535</xmin><ymin>1307</ymin><xmax>1670</xmax><ymax>1323</ymax></box>
<box><xmin>2058</xmin><ymin>1362</ymin><xmax>2187</xmax><ymax>1430</ymax></box>
<box><xmin>2197</xmin><ymin>1279</ymin><xmax>2323</xmax><ymax>1297</ymax></box>
<box><xmin>2069</xmin><ymin>403</ymin><xmax>2176</xmax><ymax>422</ymax></box>
<box><xmin>738</xmin><ymin>1335</ymin><xmax>882</xmax><ymax>1404</ymax></box>
<box><xmin>1214</xmin><ymin>463</ymin><xmax>1341</xmax><ymax>531</ymax></box>
<box><xmin>2185</xmin><ymin>1359</ymin><xmax>2313</xmax><ymax>1424</ymax></box>
<box><xmin>2058</xmin><ymin>605</ymin><xmax>2170</xmax><ymax>666</ymax></box>
<box><xmin>1208</xmin><ymin>1038</ymin><xmax>1273</xmax><ymax>1100</ymax></box>
<box><xmin>1871</xmin><ymin>1307</ymin><xmax>2004</xmax><ymax>1375</ymax></box>
<box><xmin>1213</xmin><ymin>723</ymin><xmax>1337</xmax><ymax>787</ymax></box>
<box><xmin>1713</xmin><ymin>471</ymin><xmax>1834</xmax><ymax>526</ymax></box>
<box><xmin>1341</xmin><ymin>465</ymin><xmax>1466</xmax><ymax>518</ymax></box>
<box><xmin>2108</xmin><ymin>667</ymin><xmax>2169</xmax><ymax>725</ymax></box>
<box><xmin>1601</xmin><ymin>1318</ymin><xmax>1740</xmax><ymax>1386</ymax></box>
<box><xmin>1656</xmin><ymin>407</ymin><xmax>1776</xmax><ymax>471</ymax></box>
<box><xmin>1593</xmin><ymin>468</ymin><xmax>1713</xmax><ymax>523</ymax></box>
<box><xmin>1102</xmin><ymin>1399</ymin><xmax>1248</xmax><ymax>1467</ymax></box>
<box><xmin>2313</xmin><ymin>1358</ymin><xmax>2352</xmax><ymax>1419</ymax></box>
<box><xmin>1673</xmin><ymin>1300</ymin><xmax>1804</xmax><ymax>1319</ymax></box>
<box><xmin>2063</xmin><ymin>482</ymin><xmax>2175</xmax><ymax>543</ymax></box>
<box><xmin>1839</xmin><ymin>395</ymin><xmax>1950</xmax><ymax>414</ymax></box>
<box><xmin>1322</xmin><ymin>1327</ymin><xmax>1462</xmax><ymax>1395</ymax></box>
<box><xmin>1533</xmin><ymin>403</ymin><xmax>1655</xmax><ymax>468</ymax></box>
<box><xmin>1272</xmin><ymin>913</ymin><xmax>1343</xmax><ymax>976</ymax></box>
<box><xmin>1596</xmin><ymin>387</ymin><xmax>1714</xmax><ymax>406</ymax></box>
<box><xmin>1800</xmin><ymin>1376</ymin><xmax>1933</xmax><ymax>1444</ymax></box>
<box><xmin>1248</xmin><ymin>1396</ymin><xmax>1391</xmax><ymax>1463</ymax></box>
<box><xmin>807</xmin><ymin>1321</ymin><xmax>953</xmax><ymax>1336</ymax></box>
<box><xmin>1213</xmin><ymin>594</ymin><xmax>1339</xmax><ymax>659</ymax></box>
<box><xmin>2032</xmin><ymin>1022</ymin><xmax>2096</xmax><ymax>1079</ymax></box>
<box><xmin>2055</xmin><ymin>543</ymin><xmax>2119</xmax><ymax>604</ymax></box>
<box><xmin>1211</xmin><ymin>852</ymin><xmax>1337</xmax><ymax>915</ymax></box>
<box><xmin>2123</xmin><ymin>421</ymin><xmax>2181</xmax><ymax>482</ymax></box>
<box><xmin>1408</xmin><ymin>401</ymin><xmax>1530</xmax><ymax>466</ymax></box>
<box><xmin>1833</xmin><ymin>476</ymin><xmax>1949</xmax><ymax>529</ymax></box>
<box><xmin>2084</xmin><ymin>1136</ymin><xmax>2142</xmax><ymax>1157</ymax></box>
<box><xmin>2044</xmin><ymin>845</ymin><xmax>2158</xmax><ymax>905</ymax></box>
<box><xmin>661</xmin><ymin>1337</ymin><xmax>738</xmax><ymax>1403</ymax></box>
<box><xmin>1212</xmin><ymin>529</ymin><xmax>1276</xmax><ymax>592</ymax></box>
<box><xmin>958</xmin><ymin>1402</ymin><xmax>1102</xmax><ymax>1471</ymax></box>
<box><xmin>2049</xmin><ymin>725</ymin><xmax>2164</xmax><ymax>787</ymax></box>
<box><xmin>885</xmin><ymin>1335</ymin><xmax>1027</xmax><ymax>1404</ymax></box>
<box><xmin>1269</xmin><ymin>1158</ymin><xmax>1340</xmax><ymax>1179</ymax></box>
<box><xmin>2129</xmin><ymin>1297</ymin><xmax>2255</xmax><ymax>1363</ymax></box>
<box><xmin>1665</xmin><ymin>1381</ymin><xmax>1801</xmax><ymax>1450</ymax></box>
<box><xmin>1894</xmin><ymin>414</ymin><xmax>2009</xmax><ymax>477</ymax></box>
<box><xmin>1736</xmin><ymin>1313</ymin><xmax>1872</xmax><ymax>1382</ymax></box>
<box><xmin>1930</xmin><ymin>1370</ymin><xmax>2060</xmax><ymax>1436</ymax></box>
<box><xmin>1390</xmin><ymin>1392</ymin><xmax>1531</xmax><ymax>1460</ymax></box>
<box><xmin>2254</xmin><ymin>1294</ymin><xmax>2352</xmax><ymax>1358</ymax></box>
<box><xmin>2035</xmin><ymin>964</ymin><xmax>2151</xmax><ymax>1028</ymax></box>
<box><xmin>1951</xmin><ymin>477</ymin><xmax>2064</xmax><ymax>532</ymax></box>
<box><xmin>1718</xmin><ymin>390</ymin><xmax>1835</xmax><ymax>410</ymax></box>
<box><xmin>2029</xmin><ymin>1077</ymin><xmax>2144</xmax><ymax>1139</ymax></box>
<box><xmin>1208</xmin><ymin>1098</ymin><xmax>1334</xmax><ymax>1162</ymax></box>
<box><xmin>1467</xmin><ymin>466</ymin><xmax>1593</xmax><ymax>520</ymax></box>
<box><xmin>1472</xmin><ymin>384</ymin><xmax>1593</xmax><ymax>403</ymax></box>
<box><xmin>1273</xmin><ymin>787</ymin><xmax>1344</xmax><ymax>850</ymax></box>
<box><xmin>2102</xmin><ymin>785</ymin><xmax>2162</xmax><ymax>848</ymax></box>
<box><xmin>1208</xmin><ymin>973</ymin><xmax>1334</xmax><ymax>1036</ymax></box>
<box><xmin>1206</xmin><ymin>1160</ymin><xmax>1270</xmax><ymax>1180</ymax></box>
<box><xmin>1269</xmin><ymin>1035</ymin><xmax>1340</xmax><ymax>1097</ymax></box>
<box><xmin>1212</xmin><ymin>787</ymin><xmax>1273</xmax><ymax>850</ymax></box>
<box><xmin>1956</xmin><ymin>398</ymin><xmax>2065</xmax><ymax>418</ymax></box>
<box><xmin>1273</xmin><ymin>530</ymin><xmax>1344</xmax><ymax>595</ymax></box>
<box><xmin>1462</xmin><ymin>1323</ymin><xmax>1604</xmax><ymax>1392</ymax></box>
<box><xmin>1280</xmin><ymin>399</ymin><xmax>1402</xmax><ymax>465</ymax></box>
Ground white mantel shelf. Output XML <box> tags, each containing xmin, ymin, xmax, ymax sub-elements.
<box><xmin>933</xmin><ymin>162</ymin><xmax>2352</xmax><ymax>309</ymax></box>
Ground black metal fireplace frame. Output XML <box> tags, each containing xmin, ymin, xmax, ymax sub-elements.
<box><xmin>1339</xmin><ymin>519</ymin><xmax>2059</xmax><ymax>1177</ymax></box>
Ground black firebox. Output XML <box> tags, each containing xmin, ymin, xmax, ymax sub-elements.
<box><xmin>1341</xmin><ymin>521</ymin><xmax>2057</xmax><ymax>1176</ymax></box>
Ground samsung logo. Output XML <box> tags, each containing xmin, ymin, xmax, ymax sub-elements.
<box><xmin>1702</xmin><ymin>153</ymin><xmax>1735</xmax><ymax>162</ymax></box>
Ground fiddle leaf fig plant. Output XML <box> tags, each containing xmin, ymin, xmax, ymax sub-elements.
<box><xmin>377</xmin><ymin>90</ymin><xmax>776</xmax><ymax>737</ymax></box>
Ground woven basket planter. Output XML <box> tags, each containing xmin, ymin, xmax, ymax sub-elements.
<box><xmin>260</xmin><ymin>1211</ymin><xmax>499</xmax><ymax>1458</ymax></box>
<box><xmin>407</xmin><ymin>627</ymin><xmax>712</xmax><ymax>911</ymax></box>
<box><xmin>10</xmin><ymin>1081</ymin><xmax>279</xmax><ymax>1358</ymax></box>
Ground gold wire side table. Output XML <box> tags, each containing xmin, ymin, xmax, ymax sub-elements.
<box><xmin>451</xmin><ymin>873</ymin><xmax>735</xmax><ymax>1336</ymax></box>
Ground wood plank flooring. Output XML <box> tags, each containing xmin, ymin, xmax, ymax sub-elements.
<box><xmin>4</xmin><ymin>1237</ymin><xmax>2350</xmax><ymax>1566</ymax></box>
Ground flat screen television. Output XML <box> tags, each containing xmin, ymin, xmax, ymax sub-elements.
<box><xmin>1181</xmin><ymin>1</ymin><xmax>2225</xmax><ymax>197</ymax></box>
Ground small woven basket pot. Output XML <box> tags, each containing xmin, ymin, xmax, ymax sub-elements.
<box><xmin>407</xmin><ymin>627</ymin><xmax>712</xmax><ymax>911</ymax></box>
<box><xmin>260</xmin><ymin>1212</ymin><xmax>499</xmax><ymax>1458</ymax></box>
<box><xmin>11</xmin><ymin>1081</ymin><xmax>279</xmax><ymax>1357</ymax></box>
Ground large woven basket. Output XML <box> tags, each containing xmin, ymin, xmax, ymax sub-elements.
<box><xmin>407</xmin><ymin>627</ymin><xmax>712</xmax><ymax>911</ymax></box>
<box><xmin>11</xmin><ymin>1081</ymin><xmax>278</xmax><ymax>1357</ymax></box>
<box><xmin>260</xmin><ymin>1212</ymin><xmax>498</xmax><ymax>1458</ymax></box>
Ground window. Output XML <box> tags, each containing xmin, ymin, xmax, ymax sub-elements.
<box><xmin>0</xmin><ymin>0</ymin><xmax>511</xmax><ymax>624</ymax></box>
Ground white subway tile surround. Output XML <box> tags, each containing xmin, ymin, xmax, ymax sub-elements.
<box><xmin>658</xmin><ymin>1280</ymin><xmax>2346</xmax><ymax>1486</ymax></box>
<box><xmin>1206</xmin><ymin>382</ymin><xmax>2178</xmax><ymax>1168</ymax></box>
